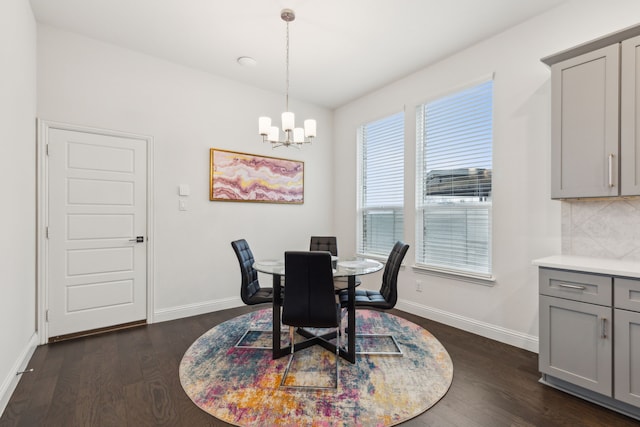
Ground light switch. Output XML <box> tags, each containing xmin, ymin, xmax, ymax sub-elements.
<box><xmin>179</xmin><ymin>184</ymin><xmax>190</xmax><ymax>196</ymax></box>
<box><xmin>179</xmin><ymin>199</ymin><xmax>187</xmax><ymax>211</ymax></box>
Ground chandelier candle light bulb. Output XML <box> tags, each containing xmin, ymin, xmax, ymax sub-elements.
<box><xmin>258</xmin><ymin>117</ymin><xmax>271</xmax><ymax>135</ymax></box>
<box><xmin>281</xmin><ymin>112</ymin><xmax>295</xmax><ymax>131</ymax></box>
<box><xmin>304</xmin><ymin>119</ymin><xmax>316</xmax><ymax>138</ymax></box>
<box><xmin>268</xmin><ymin>126</ymin><xmax>279</xmax><ymax>142</ymax></box>
<box><xmin>258</xmin><ymin>9</ymin><xmax>316</xmax><ymax>148</ymax></box>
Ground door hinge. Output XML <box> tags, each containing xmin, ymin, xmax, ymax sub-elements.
<box><xmin>45</xmin><ymin>226</ymin><xmax>49</xmax><ymax>239</ymax></box>
<box><xmin>45</xmin><ymin>310</ymin><xmax>49</xmax><ymax>322</ymax></box>
<box><xmin>45</xmin><ymin>144</ymin><xmax>49</xmax><ymax>156</ymax></box>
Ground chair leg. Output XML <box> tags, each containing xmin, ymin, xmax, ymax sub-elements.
<box><xmin>335</xmin><ymin>325</ymin><xmax>340</xmax><ymax>387</ymax></box>
<box><xmin>355</xmin><ymin>333</ymin><xmax>403</xmax><ymax>356</ymax></box>
<box><xmin>341</xmin><ymin>308</ymin><xmax>402</xmax><ymax>356</ymax></box>
<box><xmin>234</xmin><ymin>328</ymin><xmax>273</xmax><ymax>349</ymax></box>
<box><xmin>289</xmin><ymin>325</ymin><xmax>295</xmax><ymax>354</ymax></box>
<box><xmin>235</xmin><ymin>306</ymin><xmax>285</xmax><ymax>350</ymax></box>
<box><xmin>339</xmin><ymin>307</ymin><xmax>347</xmax><ymax>350</ymax></box>
<box><xmin>279</xmin><ymin>325</ymin><xmax>339</xmax><ymax>389</ymax></box>
<box><xmin>279</xmin><ymin>326</ymin><xmax>296</xmax><ymax>388</ymax></box>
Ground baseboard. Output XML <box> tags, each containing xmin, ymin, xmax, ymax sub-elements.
<box><xmin>0</xmin><ymin>332</ymin><xmax>38</xmax><ymax>417</ymax></box>
<box><xmin>396</xmin><ymin>299</ymin><xmax>539</xmax><ymax>353</ymax></box>
<box><xmin>154</xmin><ymin>297</ymin><xmax>539</xmax><ymax>352</ymax></box>
<box><xmin>153</xmin><ymin>297</ymin><xmax>243</xmax><ymax>323</ymax></box>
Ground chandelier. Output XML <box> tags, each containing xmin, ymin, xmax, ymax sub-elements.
<box><xmin>258</xmin><ymin>9</ymin><xmax>316</xmax><ymax>148</ymax></box>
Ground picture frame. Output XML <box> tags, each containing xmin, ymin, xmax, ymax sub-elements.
<box><xmin>210</xmin><ymin>148</ymin><xmax>304</xmax><ymax>204</ymax></box>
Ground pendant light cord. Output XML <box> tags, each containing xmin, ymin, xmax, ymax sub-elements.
<box><xmin>285</xmin><ymin>20</ymin><xmax>290</xmax><ymax>112</ymax></box>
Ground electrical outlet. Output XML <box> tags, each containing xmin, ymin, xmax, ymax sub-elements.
<box><xmin>416</xmin><ymin>279</ymin><xmax>423</xmax><ymax>292</ymax></box>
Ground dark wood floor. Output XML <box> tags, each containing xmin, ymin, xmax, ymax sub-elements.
<box><xmin>1</xmin><ymin>306</ymin><xmax>638</xmax><ymax>427</ymax></box>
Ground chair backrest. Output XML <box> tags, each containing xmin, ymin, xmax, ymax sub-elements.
<box><xmin>309</xmin><ymin>236</ymin><xmax>338</xmax><ymax>257</ymax></box>
<box><xmin>230</xmin><ymin>239</ymin><xmax>261</xmax><ymax>305</ymax></box>
<box><xmin>379</xmin><ymin>241</ymin><xmax>410</xmax><ymax>308</ymax></box>
<box><xmin>282</xmin><ymin>251</ymin><xmax>338</xmax><ymax>328</ymax></box>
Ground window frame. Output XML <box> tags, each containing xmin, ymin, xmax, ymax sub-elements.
<box><xmin>356</xmin><ymin>111</ymin><xmax>405</xmax><ymax>259</ymax></box>
<box><xmin>414</xmin><ymin>78</ymin><xmax>494</xmax><ymax>280</ymax></box>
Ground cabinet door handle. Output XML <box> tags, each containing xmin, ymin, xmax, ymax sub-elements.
<box><xmin>601</xmin><ymin>317</ymin><xmax>607</xmax><ymax>339</ymax></box>
<box><xmin>556</xmin><ymin>282</ymin><xmax>586</xmax><ymax>291</ymax></box>
<box><xmin>609</xmin><ymin>153</ymin><xmax>614</xmax><ymax>188</ymax></box>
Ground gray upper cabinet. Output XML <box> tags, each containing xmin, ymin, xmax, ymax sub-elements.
<box><xmin>544</xmin><ymin>25</ymin><xmax>640</xmax><ymax>199</ymax></box>
<box><xmin>621</xmin><ymin>35</ymin><xmax>640</xmax><ymax>195</ymax></box>
<box><xmin>551</xmin><ymin>44</ymin><xmax>619</xmax><ymax>198</ymax></box>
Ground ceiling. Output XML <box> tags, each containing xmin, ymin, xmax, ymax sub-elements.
<box><xmin>29</xmin><ymin>0</ymin><xmax>567</xmax><ymax>109</ymax></box>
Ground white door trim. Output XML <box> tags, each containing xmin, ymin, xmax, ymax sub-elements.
<box><xmin>36</xmin><ymin>120</ymin><xmax>155</xmax><ymax>345</ymax></box>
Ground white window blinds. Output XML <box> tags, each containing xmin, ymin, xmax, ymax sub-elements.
<box><xmin>358</xmin><ymin>111</ymin><xmax>404</xmax><ymax>256</ymax></box>
<box><xmin>416</xmin><ymin>80</ymin><xmax>493</xmax><ymax>277</ymax></box>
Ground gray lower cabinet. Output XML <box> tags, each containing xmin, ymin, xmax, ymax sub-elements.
<box><xmin>539</xmin><ymin>269</ymin><xmax>612</xmax><ymax>395</ymax></box>
<box><xmin>614</xmin><ymin>278</ymin><xmax>640</xmax><ymax>406</ymax></box>
<box><xmin>539</xmin><ymin>267</ymin><xmax>640</xmax><ymax>418</ymax></box>
<box><xmin>539</xmin><ymin>295</ymin><xmax>612</xmax><ymax>395</ymax></box>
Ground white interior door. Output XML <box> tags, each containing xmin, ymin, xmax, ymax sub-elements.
<box><xmin>47</xmin><ymin>128</ymin><xmax>148</xmax><ymax>338</ymax></box>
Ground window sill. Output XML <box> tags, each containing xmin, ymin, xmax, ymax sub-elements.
<box><xmin>411</xmin><ymin>264</ymin><xmax>495</xmax><ymax>286</ymax></box>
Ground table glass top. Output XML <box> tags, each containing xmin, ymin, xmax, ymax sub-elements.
<box><xmin>253</xmin><ymin>256</ymin><xmax>383</xmax><ymax>277</ymax></box>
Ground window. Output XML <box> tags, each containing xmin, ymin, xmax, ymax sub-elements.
<box><xmin>357</xmin><ymin>111</ymin><xmax>404</xmax><ymax>257</ymax></box>
<box><xmin>416</xmin><ymin>80</ymin><xmax>493</xmax><ymax>277</ymax></box>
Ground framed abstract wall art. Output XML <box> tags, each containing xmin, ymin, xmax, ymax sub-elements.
<box><xmin>209</xmin><ymin>148</ymin><xmax>304</xmax><ymax>204</ymax></box>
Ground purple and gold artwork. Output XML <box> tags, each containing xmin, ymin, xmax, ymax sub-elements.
<box><xmin>210</xmin><ymin>148</ymin><xmax>304</xmax><ymax>204</ymax></box>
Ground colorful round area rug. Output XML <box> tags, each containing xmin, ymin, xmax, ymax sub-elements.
<box><xmin>179</xmin><ymin>309</ymin><xmax>453</xmax><ymax>426</ymax></box>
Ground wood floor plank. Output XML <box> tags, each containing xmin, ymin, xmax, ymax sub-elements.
<box><xmin>42</xmin><ymin>347</ymin><xmax>84</xmax><ymax>426</ymax></box>
<box><xmin>2</xmin><ymin>305</ymin><xmax>639</xmax><ymax>426</ymax></box>
<box><xmin>0</xmin><ymin>345</ymin><xmax>49</xmax><ymax>427</ymax></box>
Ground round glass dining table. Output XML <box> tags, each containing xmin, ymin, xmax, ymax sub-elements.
<box><xmin>253</xmin><ymin>256</ymin><xmax>383</xmax><ymax>277</ymax></box>
<box><xmin>253</xmin><ymin>256</ymin><xmax>383</xmax><ymax>363</ymax></box>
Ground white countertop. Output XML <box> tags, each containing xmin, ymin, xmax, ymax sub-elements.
<box><xmin>533</xmin><ymin>255</ymin><xmax>640</xmax><ymax>278</ymax></box>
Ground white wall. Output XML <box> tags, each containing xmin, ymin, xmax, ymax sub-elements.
<box><xmin>333</xmin><ymin>0</ymin><xmax>640</xmax><ymax>351</ymax></box>
<box><xmin>36</xmin><ymin>25</ymin><xmax>334</xmax><ymax>322</ymax></box>
<box><xmin>0</xmin><ymin>0</ymin><xmax>38</xmax><ymax>415</ymax></box>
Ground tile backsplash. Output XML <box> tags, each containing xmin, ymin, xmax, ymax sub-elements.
<box><xmin>562</xmin><ymin>198</ymin><xmax>640</xmax><ymax>261</ymax></box>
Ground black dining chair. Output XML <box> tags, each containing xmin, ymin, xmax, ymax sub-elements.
<box><xmin>281</xmin><ymin>251</ymin><xmax>340</xmax><ymax>389</ymax></box>
<box><xmin>309</xmin><ymin>236</ymin><xmax>338</xmax><ymax>256</ymax></box>
<box><xmin>231</xmin><ymin>239</ymin><xmax>274</xmax><ymax>348</ymax></box>
<box><xmin>339</xmin><ymin>241</ymin><xmax>410</xmax><ymax>355</ymax></box>
<box><xmin>309</xmin><ymin>235</ymin><xmax>359</xmax><ymax>290</ymax></box>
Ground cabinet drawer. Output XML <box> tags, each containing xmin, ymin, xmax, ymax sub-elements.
<box><xmin>614</xmin><ymin>278</ymin><xmax>640</xmax><ymax>312</ymax></box>
<box><xmin>539</xmin><ymin>268</ymin><xmax>612</xmax><ymax>305</ymax></box>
